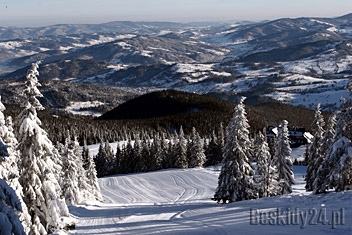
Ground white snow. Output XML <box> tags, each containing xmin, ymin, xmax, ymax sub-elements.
<box><xmin>115</xmin><ymin>41</ymin><xmax>133</xmax><ymax>50</ymax></box>
<box><xmin>69</xmin><ymin>146</ymin><xmax>352</xmax><ymax>234</ymax></box>
<box><xmin>173</xmin><ymin>63</ymin><xmax>214</xmax><ymax>73</ymax></box>
<box><xmin>64</xmin><ymin>101</ymin><xmax>104</xmax><ymax>117</ymax></box>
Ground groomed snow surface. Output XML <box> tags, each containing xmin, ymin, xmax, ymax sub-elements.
<box><xmin>69</xmin><ymin>147</ymin><xmax>352</xmax><ymax>234</ymax></box>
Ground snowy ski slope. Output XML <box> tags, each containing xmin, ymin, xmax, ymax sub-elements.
<box><xmin>69</xmin><ymin>147</ymin><xmax>352</xmax><ymax>234</ymax></box>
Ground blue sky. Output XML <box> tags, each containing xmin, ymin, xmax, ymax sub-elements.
<box><xmin>0</xmin><ymin>0</ymin><xmax>351</xmax><ymax>27</ymax></box>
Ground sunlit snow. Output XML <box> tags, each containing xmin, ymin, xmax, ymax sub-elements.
<box><xmin>64</xmin><ymin>101</ymin><xmax>104</xmax><ymax>117</ymax></box>
<box><xmin>69</xmin><ymin>146</ymin><xmax>352</xmax><ymax>234</ymax></box>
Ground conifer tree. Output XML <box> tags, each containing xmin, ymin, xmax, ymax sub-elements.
<box><xmin>124</xmin><ymin>140</ymin><xmax>135</xmax><ymax>173</ymax></box>
<box><xmin>324</xmin><ymin>134</ymin><xmax>352</xmax><ymax>192</ymax></box>
<box><xmin>144</xmin><ymin>137</ymin><xmax>154</xmax><ymax>171</ymax></box>
<box><xmin>305</xmin><ymin>104</ymin><xmax>325</xmax><ymax>191</ymax></box>
<box><xmin>272</xmin><ymin>120</ymin><xmax>294</xmax><ymax>195</ymax></box>
<box><xmin>115</xmin><ymin>143</ymin><xmax>124</xmax><ymax>174</ymax></box>
<box><xmin>174</xmin><ymin>127</ymin><xmax>188</xmax><ymax>168</ymax></box>
<box><xmin>82</xmin><ymin>139</ymin><xmax>90</xmax><ymax>170</ymax></box>
<box><xmin>254</xmin><ymin>131</ymin><xmax>279</xmax><ymax>197</ymax></box>
<box><xmin>60</xmin><ymin>135</ymin><xmax>90</xmax><ymax>205</ymax></box>
<box><xmin>320</xmin><ymin>113</ymin><xmax>337</xmax><ymax>157</ymax></box>
<box><xmin>151</xmin><ymin>133</ymin><xmax>163</xmax><ymax>170</ymax></box>
<box><xmin>104</xmin><ymin>141</ymin><xmax>115</xmax><ymax>174</ymax></box>
<box><xmin>0</xmin><ymin>178</ymin><xmax>25</xmax><ymax>235</ymax></box>
<box><xmin>133</xmin><ymin>135</ymin><xmax>143</xmax><ymax>172</ymax></box>
<box><xmin>60</xmin><ymin>138</ymin><xmax>80</xmax><ymax>206</ymax></box>
<box><xmin>167</xmin><ymin>134</ymin><xmax>178</xmax><ymax>168</ymax></box>
<box><xmin>160</xmin><ymin>133</ymin><xmax>169</xmax><ymax>169</ymax></box>
<box><xmin>95</xmin><ymin>142</ymin><xmax>105</xmax><ymax>177</ymax></box>
<box><xmin>205</xmin><ymin>130</ymin><xmax>223</xmax><ymax>166</ymax></box>
<box><xmin>0</xmin><ymin>97</ymin><xmax>31</xmax><ymax>233</ymax></box>
<box><xmin>188</xmin><ymin>127</ymin><xmax>206</xmax><ymax>168</ymax></box>
<box><xmin>319</xmin><ymin>82</ymin><xmax>352</xmax><ymax>192</ymax></box>
<box><xmin>313</xmin><ymin>113</ymin><xmax>336</xmax><ymax>194</ymax></box>
<box><xmin>218</xmin><ymin>122</ymin><xmax>225</xmax><ymax>151</ymax></box>
<box><xmin>86</xmin><ymin>152</ymin><xmax>103</xmax><ymax>202</ymax></box>
<box><xmin>17</xmin><ymin>62</ymin><xmax>69</xmax><ymax>234</ymax></box>
<box><xmin>213</xmin><ymin>97</ymin><xmax>255</xmax><ymax>203</ymax></box>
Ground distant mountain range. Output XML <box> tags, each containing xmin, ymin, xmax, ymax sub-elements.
<box><xmin>0</xmin><ymin>13</ymin><xmax>351</xmax><ymax>113</ymax></box>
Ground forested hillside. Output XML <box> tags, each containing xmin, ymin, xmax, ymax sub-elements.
<box><xmin>3</xmin><ymin>89</ymin><xmax>326</xmax><ymax>146</ymax></box>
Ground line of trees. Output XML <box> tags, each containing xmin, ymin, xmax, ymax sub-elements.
<box><xmin>305</xmin><ymin>80</ymin><xmax>352</xmax><ymax>193</ymax></box>
<box><xmin>0</xmin><ymin>62</ymin><xmax>102</xmax><ymax>234</ymax></box>
<box><xmin>212</xmin><ymin>97</ymin><xmax>294</xmax><ymax>203</ymax></box>
<box><xmin>92</xmin><ymin>125</ymin><xmax>225</xmax><ymax>177</ymax></box>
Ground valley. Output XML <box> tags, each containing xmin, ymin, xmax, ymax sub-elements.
<box><xmin>0</xmin><ymin>14</ymin><xmax>351</xmax><ymax>115</ymax></box>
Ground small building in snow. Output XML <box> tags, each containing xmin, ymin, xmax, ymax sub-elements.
<box><xmin>266</xmin><ymin>125</ymin><xmax>312</xmax><ymax>148</ymax></box>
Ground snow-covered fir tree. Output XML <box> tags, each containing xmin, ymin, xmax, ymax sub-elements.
<box><xmin>213</xmin><ymin>97</ymin><xmax>256</xmax><ymax>203</ymax></box>
<box><xmin>320</xmin><ymin>113</ymin><xmax>337</xmax><ymax>157</ymax></box>
<box><xmin>86</xmin><ymin>152</ymin><xmax>103</xmax><ymax>202</ymax></box>
<box><xmin>124</xmin><ymin>140</ymin><xmax>135</xmax><ymax>173</ymax></box>
<box><xmin>0</xmin><ymin>97</ymin><xmax>31</xmax><ymax>234</ymax></box>
<box><xmin>313</xmin><ymin>113</ymin><xmax>337</xmax><ymax>194</ymax></box>
<box><xmin>167</xmin><ymin>134</ymin><xmax>179</xmax><ymax>168</ymax></box>
<box><xmin>0</xmin><ymin>178</ymin><xmax>25</xmax><ymax>235</ymax></box>
<box><xmin>104</xmin><ymin>141</ymin><xmax>115</xmax><ymax>174</ymax></box>
<box><xmin>204</xmin><ymin>130</ymin><xmax>220</xmax><ymax>166</ymax></box>
<box><xmin>60</xmin><ymin>135</ymin><xmax>95</xmax><ymax>205</ymax></box>
<box><xmin>82</xmin><ymin>139</ymin><xmax>90</xmax><ymax>170</ymax></box>
<box><xmin>159</xmin><ymin>133</ymin><xmax>169</xmax><ymax>169</ymax></box>
<box><xmin>133</xmin><ymin>135</ymin><xmax>144</xmax><ymax>172</ymax></box>
<box><xmin>271</xmin><ymin>120</ymin><xmax>294</xmax><ymax>195</ymax></box>
<box><xmin>174</xmin><ymin>127</ymin><xmax>188</xmax><ymax>169</ymax></box>
<box><xmin>17</xmin><ymin>62</ymin><xmax>70</xmax><ymax>234</ymax></box>
<box><xmin>305</xmin><ymin>104</ymin><xmax>325</xmax><ymax>191</ymax></box>
<box><xmin>150</xmin><ymin>133</ymin><xmax>163</xmax><ymax>171</ymax></box>
<box><xmin>322</xmin><ymin>124</ymin><xmax>352</xmax><ymax>192</ymax></box>
<box><xmin>318</xmin><ymin>81</ymin><xmax>352</xmax><ymax>192</ymax></box>
<box><xmin>94</xmin><ymin>141</ymin><xmax>116</xmax><ymax>177</ymax></box>
<box><xmin>188</xmin><ymin>127</ymin><xmax>206</xmax><ymax>168</ymax></box>
<box><xmin>254</xmin><ymin>131</ymin><xmax>280</xmax><ymax>198</ymax></box>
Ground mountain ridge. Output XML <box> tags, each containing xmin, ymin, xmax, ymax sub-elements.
<box><xmin>0</xmin><ymin>13</ymin><xmax>351</xmax><ymax>113</ymax></box>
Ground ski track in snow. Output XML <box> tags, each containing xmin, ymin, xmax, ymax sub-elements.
<box><xmin>69</xmin><ymin>147</ymin><xmax>352</xmax><ymax>235</ymax></box>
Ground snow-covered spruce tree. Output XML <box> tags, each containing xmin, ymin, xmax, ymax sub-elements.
<box><xmin>320</xmin><ymin>113</ymin><xmax>337</xmax><ymax>157</ymax></box>
<box><xmin>167</xmin><ymin>134</ymin><xmax>178</xmax><ymax>168</ymax></box>
<box><xmin>115</xmin><ymin>143</ymin><xmax>124</xmax><ymax>174</ymax></box>
<box><xmin>94</xmin><ymin>141</ymin><xmax>115</xmax><ymax>177</ymax></box>
<box><xmin>218</xmin><ymin>122</ymin><xmax>225</xmax><ymax>151</ymax></box>
<box><xmin>319</xmin><ymin>82</ymin><xmax>352</xmax><ymax>192</ymax></box>
<box><xmin>322</xmin><ymin>122</ymin><xmax>352</xmax><ymax>192</ymax></box>
<box><xmin>254</xmin><ymin>131</ymin><xmax>280</xmax><ymax>198</ymax></box>
<box><xmin>86</xmin><ymin>152</ymin><xmax>103</xmax><ymax>202</ymax></box>
<box><xmin>0</xmin><ymin>178</ymin><xmax>25</xmax><ymax>235</ymax></box>
<box><xmin>204</xmin><ymin>130</ymin><xmax>218</xmax><ymax>166</ymax></box>
<box><xmin>132</xmin><ymin>135</ymin><xmax>143</xmax><ymax>172</ymax></box>
<box><xmin>313</xmin><ymin>113</ymin><xmax>337</xmax><ymax>194</ymax></box>
<box><xmin>0</xmin><ymin>98</ymin><xmax>31</xmax><ymax>233</ymax></box>
<box><xmin>124</xmin><ymin>139</ymin><xmax>135</xmax><ymax>173</ymax></box>
<box><xmin>104</xmin><ymin>141</ymin><xmax>115</xmax><ymax>174</ymax></box>
<box><xmin>60</xmin><ymin>135</ymin><xmax>95</xmax><ymax>205</ymax></box>
<box><xmin>213</xmin><ymin>97</ymin><xmax>256</xmax><ymax>203</ymax></box>
<box><xmin>271</xmin><ymin>120</ymin><xmax>294</xmax><ymax>195</ymax></box>
<box><xmin>188</xmin><ymin>127</ymin><xmax>206</xmax><ymax>168</ymax></box>
<box><xmin>150</xmin><ymin>133</ymin><xmax>163</xmax><ymax>171</ymax></box>
<box><xmin>160</xmin><ymin>133</ymin><xmax>170</xmax><ymax>169</ymax></box>
<box><xmin>305</xmin><ymin>104</ymin><xmax>325</xmax><ymax>191</ymax></box>
<box><xmin>81</xmin><ymin>139</ymin><xmax>90</xmax><ymax>170</ymax></box>
<box><xmin>174</xmin><ymin>126</ymin><xmax>188</xmax><ymax>169</ymax></box>
<box><xmin>17</xmin><ymin>62</ymin><xmax>69</xmax><ymax>234</ymax></box>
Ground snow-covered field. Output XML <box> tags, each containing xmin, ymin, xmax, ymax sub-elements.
<box><xmin>69</xmin><ymin>147</ymin><xmax>352</xmax><ymax>234</ymax></box>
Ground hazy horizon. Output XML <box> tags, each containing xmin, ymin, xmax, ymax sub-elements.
<box><xmin>0</xmin><ymin>0</ymin><xmax>351</xmax><ymax>27</ymax></box>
